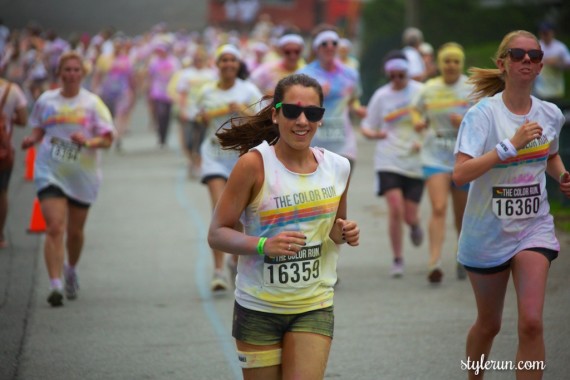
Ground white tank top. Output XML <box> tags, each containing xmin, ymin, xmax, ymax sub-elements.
<box><xmin>235</xmin><ymin>141</ymin><xmax>351</xmax><ymax>314</ymax></box>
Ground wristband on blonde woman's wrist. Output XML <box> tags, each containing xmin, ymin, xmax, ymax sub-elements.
<box><xmin>495</xmin><ymin>139</ymin><xmax>517</xmax><ymax>161</ymax></box>
<box><xmin>560</xmin><ymin>171</ymin><xmax>568</xmax><ymax>184</ymax></box>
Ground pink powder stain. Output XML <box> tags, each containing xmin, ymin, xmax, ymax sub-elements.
<box><xmin>511</xmin><ymin>173</ymin><xmax>535</xmax><ymax>184</ymax></box>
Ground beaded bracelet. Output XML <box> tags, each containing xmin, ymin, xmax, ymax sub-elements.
<box><xmin>256</xmin><ymin>237</ymin><xmax>267</xmax><ymax>256</ymax></box>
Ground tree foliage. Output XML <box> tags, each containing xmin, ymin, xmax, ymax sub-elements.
<box><xmin>358</xmin><ymin>0</ymin><xmax>569</xmax><ymax>101</ymax></box>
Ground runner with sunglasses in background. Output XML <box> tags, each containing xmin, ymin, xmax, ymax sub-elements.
<box><xmin>297</xmin><ymin>24</ymin><xmax>366</xmax><ymax>168</ymax></box>
<box><xmin>209</xmin><ymin>73</ymin><xmax>359</xmax><ymax>380</ymax></box>
<box><xmin>453</xmin><ymin>29</ymin><xmax>570</xmax><ymax>380</ymax></box>
<box><xmin>250</xmin><ymin>29</ymin><xmax>306</xmax><ymax>97</ymax></box>
<box><xmin>361</xmin><ymin>51</ymin><xmax>425</xmax><ymax>277</ymax></box>
<box><xmin>411</xmin><ymin>42</ymin><xmax>474</xmax><ymax>283</ymax></box>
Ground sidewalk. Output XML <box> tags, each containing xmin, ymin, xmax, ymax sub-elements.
<box><xmin>2</xmin><ymin>101</ymin><xmax>569</xmax><ymax>379</ymax></box>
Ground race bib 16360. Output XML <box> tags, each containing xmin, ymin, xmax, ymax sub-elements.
<box><xmin>492</xmin><ymin>184</ymin><xmax>541</xmax><ymax>219</ymax></box>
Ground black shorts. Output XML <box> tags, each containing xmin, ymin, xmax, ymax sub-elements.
<box><xmin>0</xmin><ymin>167</ymin><xmax>13</xmax><ymax>191</ymax></box>
<box><xmin>376</xmin><ymin>171</ymin><xmax>424</xmax><ymax>203</ymax></box>
<box><xmin>201</xmin><ymin>174</ymin><xmax>228</xmax><ymax>185</ymax></box>
<box><xmin>37</xmin><ymin>185</ymin><xmax>91</xmax><ymax>209</ymax></box>
<box><xmin>463</xmin><ymin>247</ymin><xmax>558</xmax><ymax>274</ymax></box>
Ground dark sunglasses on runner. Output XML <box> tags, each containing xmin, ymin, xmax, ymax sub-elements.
<box><xmin>320</xmin><ymin>40</ymin><xmax>338</xmax><ymax>48</ymax></box>
<box><xmin>275</xmin><ymin>102</ymin><xmax>325</xmax><ymax>122</ymax></box>
<box><xmin>507</xmin><ymin>48</ymin><xmax>543</xmax><ymax>63</ymax></box>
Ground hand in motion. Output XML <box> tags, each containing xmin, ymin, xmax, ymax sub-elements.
<box><xmin>228</xmin><ymin>102</ymin><xmax>244</xmax><ymax>114</ymax></box>
<box><xmin>263</xmin><ymin>231</ymin><xmax>307</xmax><ymax>257</ymax></box>
<box><xmin>449</xmin><ymin>113</ymin><xmax>463</xmax><ymax>129</ymax></box>
<box><xmin>510</xmin><ymin>121</ymin><xmax>542</xmax><ymax>149</ymax></box>
<box><xmin>21</xmin><ymin>136</ymin><xmax>36</xmax><ymax>150</ymax></box>
<box><xmin>413</xmin><ymin>119</ymin><xmax>429</xmax><ymax>133</ymax></box>
<box><xmin>375</xmin><ymin>130</ymin><xmax>388</xmax><ymax>139</ymax></box>
<box><xmin>332</xmin><ymin>218</ymin><xmax>359</xmax><ymax>246</ymax></box>
<box><xmin>70</xmin><ymin>131</ymin><xmax>88</xmax><ymax>146</ymax></box>
<box><xmin>411</xmin><ymin>141</ymin><xmax>422</xmax><ymax>153</ymax></box>
<box><xmin>352</xmin><ymin>105</ymin><xmax>367</xmax><ymax>119</ymax></box>
<box><xmin>560</xmin><ymin>171</ymin><xmax>570</xmax><ymax>198</ymax></box>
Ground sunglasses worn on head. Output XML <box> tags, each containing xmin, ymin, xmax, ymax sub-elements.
<box><xmin>507</xmin><ymin>48</ymin><xmax>543</xmax><ymax>63</ymax></box>
<box><xmin>320</xmin><ymin>40</ymin><xmax>338</xmax><ymax>48</ymax></box>
<box><xmin>275</xmin><ymin>102</ymin><xmax>325</xmax><ymax>122</ymax></box>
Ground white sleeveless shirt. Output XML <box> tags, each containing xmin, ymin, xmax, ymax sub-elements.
<box><xmin>236</xmin><ymin>141</ymin><xmax>351</xmax><ymax>314</ymax></box>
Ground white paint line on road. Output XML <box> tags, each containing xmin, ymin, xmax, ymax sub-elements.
<box><xmin>175</xmin><ymin>168</ymin><xmax>242</xmax><ymax>380</ymax></box>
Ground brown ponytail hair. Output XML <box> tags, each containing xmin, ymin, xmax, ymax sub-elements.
<box><xmin>216</xmin><ymin>73</ymin><xmax>324</xmax><ymax>156</ymax></box>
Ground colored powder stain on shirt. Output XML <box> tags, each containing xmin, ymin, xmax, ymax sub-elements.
<box><xmin>425</xmin><ymin>99</ymin><xmax>470</xmax><ymax>111</ymax></box>
<box><xmin>259</xmin><ymin>198</ymin><xmax>341</xmax><ymax>228</ymax></box>
<box><xmin>383</xmin><ymin>107</ymin><xmax>411</xmax><ymax>123</ymax></box>
<box><xmin>495</xmin><ymin>142</ymin><xmax>550</xmax><ymax>168</ymax></box>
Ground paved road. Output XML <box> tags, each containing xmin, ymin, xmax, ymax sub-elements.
<box><xmin>1</xmin><ymin>101</ymin><xmax>569</xmax><ymax>379</ymax></box>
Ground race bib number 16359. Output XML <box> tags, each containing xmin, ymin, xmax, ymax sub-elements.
<box><xmin>263</xmin><ymin>243</ymin><xmax>322</xmax><ymax>287</ymax></box>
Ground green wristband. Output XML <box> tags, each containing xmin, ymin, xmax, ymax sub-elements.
<box><xmin>256</xmin><ymin>237</ymin><xmax>267</xmax><ymax>256</ymax></box>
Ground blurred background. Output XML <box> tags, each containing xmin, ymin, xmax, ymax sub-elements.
<box><xmin>2</xmin><ymin>0</ymin><xmax>569</xmax><ymax>211</ymax></box>
<box><xmin>2</xmin><ymin>0</ymin><xmax>569</xmax><ymax>100</ymax></box>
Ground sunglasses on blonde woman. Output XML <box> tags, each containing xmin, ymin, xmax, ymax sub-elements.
<box><xmin>506</xmin><ymin>48</ymin><xmax>544</xmax><ymax>63</ymax></box>
<box><xmin>275</xmin><ymin>102</ymin><xmax>325</xmax><ymax>122</ymax></box>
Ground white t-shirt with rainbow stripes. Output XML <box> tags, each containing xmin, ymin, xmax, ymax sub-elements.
<box><xmin>30</xmin><ymin>88</ymin><xmax>114</xmax><ymax>204</ymax></box>
<box><xmin>454</xmin><ymin>92</ymin><xmax>564</xmax><ymax>268</ymax></box>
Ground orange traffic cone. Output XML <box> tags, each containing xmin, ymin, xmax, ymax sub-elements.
<box><xmin>24</xmin><ymin>146</ymin><xmax>36</xmax><ymax>181</ymax></box>
<box><xmin>27</xmin><ymin>197</ymin><xmax>46</xmax><ymax>233</ymax></box>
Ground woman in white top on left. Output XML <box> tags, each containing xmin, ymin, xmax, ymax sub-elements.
<box><xmin>21</xmin><ymin>51</ymin><xmax>115</xmax><ymax>307</ymax></box>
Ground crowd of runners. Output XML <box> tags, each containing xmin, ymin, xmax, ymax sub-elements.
<box><xmin>1</xmin><ymin>14</ymin><xmax>570</xmax><ymax>380</ymax></box>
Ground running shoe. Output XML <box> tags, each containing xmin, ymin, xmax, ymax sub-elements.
<box><xmin>47</xmin><ymin>288</ymin><xmax>64</xmax><ymax>307</ymax></box>
<box><xmin>428</xmin><ymin>267</ymin><xmax>443</xmax><ymax>283</ymax></box>
<box><xmin>64</xmin><ymin>264</ymin><xmax>79</xmax><ymax>300</ymax></box>
<box><xmin>211</xmin><ymin>271</ymin><xmax>229</xmax><ymax>292</ymax></box>
<box><xmin>390</xmin><ymin>259</ymin><xmax>404</xmax><ymax>278</ymax></box>
<box><xmin>410</xmin><ymin>225</ymin><xmax>424</xmax><ymax>246</ymax></box>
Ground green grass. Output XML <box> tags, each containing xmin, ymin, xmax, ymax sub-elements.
<box><xmin>550</xmin><ymin>199</ymin><xmax>570</xmax><ymax>233</ymax></box>
<box><xmin>464</xmin><ymin>43</ymin><xmax>498</xmax><ymax>70</ymax></box>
